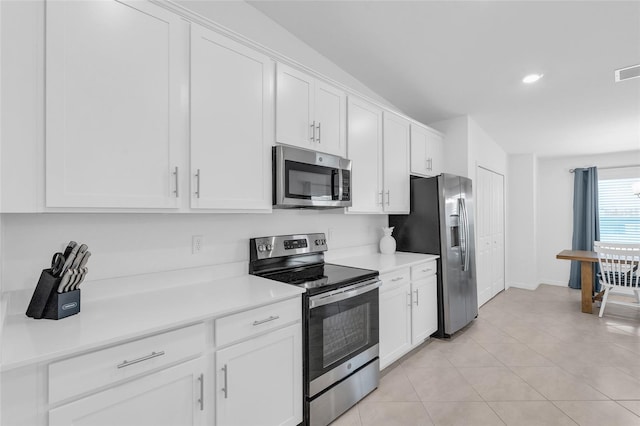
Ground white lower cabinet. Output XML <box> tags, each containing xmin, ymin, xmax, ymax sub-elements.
<box><xmin>379</xmin><ymin>279</ymin><xmax>412</xmax><ymax>368</ymax></box>
<box><xmin>215</xmin><ymin>323</ymin><xmax>302</xmax><ymax>426</ymax></box>
<box><xmin>411</xmin><ymin>276</ymin><xmax>438</xmax><ymax>343</ymax></box>
<box><xmin>379</xmin><ymin>261</ymin><xmax>438</xmax><ymax>370</ymax></box>
<box><xmin>49</xmin><ymin>358</ymin><xmax>207</xmax><ymax>426</ymax></box>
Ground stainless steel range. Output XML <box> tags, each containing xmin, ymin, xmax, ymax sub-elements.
<box><xmin>249</xmin><ymin>233</ymin><xmax>380</xmax><ymax>426</ymax></box>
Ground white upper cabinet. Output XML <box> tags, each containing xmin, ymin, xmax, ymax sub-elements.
<box><xmin>190</xmin><ymin>24</ymin><xmax>274</xmax><ymax>211</ymax></box>
<box><xmin>347</xmin><ymin>97</ymin><xmax>383</xmax><ymax>213</ymax></box>
<box><xmin>45</xmin><ymin>0</ymin><xmax>186</xmax><ymax>209</ymax></box>
<box><xmin>410</xmin><ymin>124</ymin><xmax>443</xmax><ymax>177</ymax></box>
<box><xmin>276</xmin><ymin>63</ymin><xmax>346</xmax><ymax>156</ymax></box>
<box><xmin>382</xmin><ymin>112</ymin><xmax>410</xmax><ymax>213</ymax></box>
<box><xmin>347</xmin><ymin>100</ymin><xmax>410</xmax><ymax>214</ymax></box>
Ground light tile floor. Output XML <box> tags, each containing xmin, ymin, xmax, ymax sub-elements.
<box><xmin>333</xmin><ymin>284</ymin><xmax>640</xmax><ymax>426</ymax></box>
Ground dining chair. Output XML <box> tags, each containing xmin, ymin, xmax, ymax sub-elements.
<box><xmin>594</xmin><ymin>241</ymin><xmax>640</xmax><ymax>318</ymax></box>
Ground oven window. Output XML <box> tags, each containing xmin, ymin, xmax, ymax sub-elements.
<box><xmin>323</xmin><ymin>304</ymin><xmax>370</xmax><ymax>367</ymax></box>
<box><xmin>285</xmin><ymin>161</ymin><xmax>336</xmax><ymax>200</ymax></box>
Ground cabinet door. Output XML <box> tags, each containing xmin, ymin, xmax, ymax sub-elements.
<box><xmin>410</xmin><ymin>125</ymin><xmax>442</xmax><ymax>177</ymax></box>
<box><xmin>276</xmin><ymin>63</ymin><xmax>314</xmax><ymax>149</ymax></box>
<box><xmin>191</xmin><ymin>25</ymin><xmax>273</xmax><ymax>211</ymax></box>
<box><xmin>411</xmin><ymin>276</ymin><xmax>438</xmax><ymax>344</ymax></box>
<box><xmin>382</xmin><ymin>112</ymin><xmax>410</xmax><ymax>213</ymax></box>
<box><xmin>410</xmin><ymin>125</ymin><xmax>429</xmax><ymax>176</ymax></box>
<box><xmin>216</xmin><ymin>323</ymin><xmax>302</xmax><ymax>426</ymax></box>
<box><xmin>46</xmin><ymin>0</ymin><xmax>184</xmax><ymax>208</ymax></box>
<box><xmin>347</xmin><ymin>97</ymin><xmax>383</xmax><ymax>213</ymax></box>
<box><xmin>315</xmin><ymin>81</ymin><xmax>346</xmax><ymax>156</ymax></box>
<box><xmin>427</xmin><ymin>130</ymin><xmax>444</xmax><ymax>176</ymax></box>
<box><xmin>379</xmin><ymin>282</ymin><xmax>412</xmax><ymax>370</ymax></box>
<box><xmin>49</xmin><ymin>359</ymin><xmax>206</xmax><ymax>426</ymax></box>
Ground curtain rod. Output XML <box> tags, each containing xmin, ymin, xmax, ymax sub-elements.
<box><xmin>569</xmin><ymin>164</ymin><xmax>640</xmax><ymax>173</ymax></box>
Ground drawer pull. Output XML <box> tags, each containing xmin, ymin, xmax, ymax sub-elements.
<box><xmin>421</xmin><ymin>268</ymin><xmax>432</xmax><ymax>273</ymax></box>
<box><xmin>252</xmin><ymin>315</ymin><xmax>280</xmax><ymax>326</ymax></box>
<box><xmin>391</xmin><ymin>277</ymin><xmax>404</xmax><ymax>282</ymax></box>
<box><xmin>222</xmin><ymin>365</ymin><xmax>229</xmax><ymax>399</ymax></box>
<box><xmin>117</xmin><ymin>350</ymin><xmax>165</xmax><ymax>369</ymax></box>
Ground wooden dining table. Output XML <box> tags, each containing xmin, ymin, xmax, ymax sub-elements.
<box><xmin>556</xmin><ymin>249</ymin><xmax>600</xmax><ymax>313</ymax></box>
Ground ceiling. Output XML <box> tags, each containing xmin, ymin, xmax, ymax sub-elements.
<box><xmin>247</xmin><ymin>1</ymin><xmax>640</xmax><ymax>157</ymax></box>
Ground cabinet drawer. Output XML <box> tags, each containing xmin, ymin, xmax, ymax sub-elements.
<box><xmin>380</xmin><ymin>267</ymin><xmax>410</xmax><ymax>291</ymax></box>
<box><xmin>49</xmin><ymin>323</ymin><xmax>205</xmax><ymax>404</ymax></box>
<box><xmin>215</xmin><ymin>297</ymin><xmax>301</xmax><ymax>347</ymax></box>
<box><xmin>411</xmin><ymin>261</ymin><xmax>437</xmax><ymax>281</ymax></box>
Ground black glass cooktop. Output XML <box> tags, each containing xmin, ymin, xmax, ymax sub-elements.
<box><xmin>260</xmin><ymin>263</ymin><xmax>378</xmax><ymax>296</ymax></box>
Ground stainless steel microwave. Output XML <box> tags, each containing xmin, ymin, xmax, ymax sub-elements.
<box><xmin>273</xmin><ymin>145</ymin><xmax>352</xmax><ymax>209</ymax></box>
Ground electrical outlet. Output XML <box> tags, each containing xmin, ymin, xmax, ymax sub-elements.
<box><xmin>327</xmin><ymin>228</ymin><xmax>335</xmax><ymax>242</ymax></box>
<box><xmin>192</xmin><ymin>235</ymin><xmax>203</xmax><ymax>254</ymax></box>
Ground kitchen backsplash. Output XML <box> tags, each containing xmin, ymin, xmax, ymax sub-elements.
<box><xmin>1</xmin><ymin>211</ymin><xmax>386</xmax><ymax>295</ymax></box>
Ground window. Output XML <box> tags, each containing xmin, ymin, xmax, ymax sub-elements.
<box><xmin>598</xmin><ymin>167</ymin><xmax>640</xmax><ymax>244</ymax></box>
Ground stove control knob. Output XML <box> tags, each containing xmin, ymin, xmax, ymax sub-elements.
<box><xmin>266</xmin><ymin>244</ymin><xmax>273</xmax><ymax>251</ymax></box>
<box><xmin>322</xmin><ymin>239</ymin><xmax>326</xmax><ymax>244</ymax></box>
<box><xmin>258</xmin><ymin>244</ymin><xmax>266</xmax><ymax>252</ymax></box>
<box><xmin>315</xmin><ymin>239</ymin><xmax>320</xmax><ymax>245</ymax></box>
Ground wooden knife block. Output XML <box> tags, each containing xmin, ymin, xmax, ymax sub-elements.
<box><xmin>26</xmin><ymin>269</ymin><xmax>81</xmax><ymax>320</ymax></box>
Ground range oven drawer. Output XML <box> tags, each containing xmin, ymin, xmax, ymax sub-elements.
<box><xmin>215</xmin><ymin>297</ymin><xmax>301</xmax><ymax>347</ymax></box>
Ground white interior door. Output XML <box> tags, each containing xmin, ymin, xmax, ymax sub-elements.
<box><xmin>476</xmin><ymin>166</ymin><xmax>505</xmax><ymax>306</ymax></box>
<box><xmin>491</xmin><ymin>172</ymin><xmax>505</xmax><ymax>297</ymax></box>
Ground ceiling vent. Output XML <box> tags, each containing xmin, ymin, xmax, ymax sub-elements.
<box><xmin>615</xmin><ymin>64</ymin><xmax>640</xmax><ymax>82</ymax></box>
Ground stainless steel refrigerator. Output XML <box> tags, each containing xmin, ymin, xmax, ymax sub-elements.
<box><xmin>389</xmin><ymin>174</ymin><xmax>478</xmax><ymax>337</ymax></box>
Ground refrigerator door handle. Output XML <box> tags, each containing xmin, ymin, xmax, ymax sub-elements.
<box><xmin>460</xmin><ymin>198</ymin><xmax>470</xmax><ymax>272</ymax></box>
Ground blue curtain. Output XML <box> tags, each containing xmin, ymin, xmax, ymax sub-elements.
<box><xmin>568</xmin><ymin>167</ymin><xmax>600</xmax><ymax>290</ymax></box>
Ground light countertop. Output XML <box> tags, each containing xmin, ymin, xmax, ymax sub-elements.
<box><xmin>1</xmin><ymin>275</ymin><xmax>304</xmax><ymax>371</ymax></box>
<box><xmin>333</xmin><ymin>252</ymin><xmax>439</xmax><ymax>274</ymax></box>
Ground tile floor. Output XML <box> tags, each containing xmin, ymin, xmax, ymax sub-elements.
<box><xmin>333</xmin><ymin>284</ymin><xmax>640</xmax><ymax>426</ymax></box>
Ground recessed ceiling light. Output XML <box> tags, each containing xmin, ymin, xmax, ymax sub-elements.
<box><xmin>522</xmin><ymin>73</ymin><xmax>543</xmax><ymax>84</ymax></box>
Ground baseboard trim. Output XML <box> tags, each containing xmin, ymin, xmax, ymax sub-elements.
<box><xmin>506</xmin><ymin>281</ymin><xmax>539</xmax><ymax>291</ymax></box>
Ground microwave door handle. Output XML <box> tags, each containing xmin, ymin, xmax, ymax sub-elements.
<box><xmin>337</xmin><ymin>169</ymin><xmax>344</xmax><ymax>201</ymax></box>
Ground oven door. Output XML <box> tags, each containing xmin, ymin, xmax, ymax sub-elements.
<box><xmin>306</xmin><ymin>278</ymin><xmax>380</xmax><ymax>397</ymax></box>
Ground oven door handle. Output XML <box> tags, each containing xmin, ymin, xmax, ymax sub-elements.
<box><xmin>309</xmin><ymin>279</ymin><xmax>381</xmax><ymax>309</ymax></box>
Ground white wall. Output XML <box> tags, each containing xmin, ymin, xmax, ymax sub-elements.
<box><xmin>430</xmin><ymin>116</ymin><xmax>469</xmax><ymax>177</ymax></box>
<box><xmin>507</xmin><ymin>154</ymin><xmax>538</xmax><ymax>290</ymax></box>
<box><xmin>430</xmin><ymin>115</ymin><xmax>507</xmax><ymax>179</ymax></box>
<box><xmin>536</xmin><ymin>150</ymin><xmax>640</xmax><ymax>286</ymax></box>
<box><xmin>469</xmin><ymin>118</ymin><xmax>508</xmax><ymax>177</ymax></box>
<box><xmin>2</xmin><ymin>211</ymin><xmax>385</xmax><ymax>297</ymax></box>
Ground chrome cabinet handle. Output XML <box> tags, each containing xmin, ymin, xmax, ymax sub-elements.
<box><xmin>386</xmin><ymin>190</ymin><xmax>390</xmax><ymax>206</ymax></box>
<box><xmin>253</xmin><ymin>315</ymin><xmax>280</xmax><ymax>326</ymax></box>
<box><xmin>198</xmin><ymin>373</ymin><xmax>204</xmax><ymax>411</ymax></box>
<box><xmin>414</xmin><ymin>289</ymin><xmax>419</xmax><ymax>305</ymax></box>
<box><xmin>378</xmin><ymin>192</ymin><xmax>383</xmax><ymax>205</ymax></box>
<box><xmin>195</xmin><ymin>169</ymin><xmax>201</xmax><ymax>198</ymax></box>
<box><xmin>310</xmin><ymin>121</ymin><xmax>316</xmax><ymax>142</ymax></box>
<box><xmin>173</xmin><ymin>166</ymin><xmax>179</xmax><ymax>198</ymax></box>
<box><xmin>221</xmin><ymin>365</ymin><xmax>228</xmax><ymax>399</ymax></box>
<box><xmin>317</xmin><ymin>122</ymin><xmax>321</xmax><ymax>143</ymax></box>
<box><xmin>117</xmin><ymin>351</ymin><xmax>165</xmax><ymax>369</ymax></box>
<box><xmin>422</xmin><ymin>268</ymin><xmax>432</xmax><ymax>273</ymax></box>
<box><xmin>407</xmin><ymin>292</ymin><xmax>412</xmax><ymax>306</ymax></box>
<box><xmin>391</xmin><ymin>277</ymin><xmax>404</xmax><ymax>282</ymax></box>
